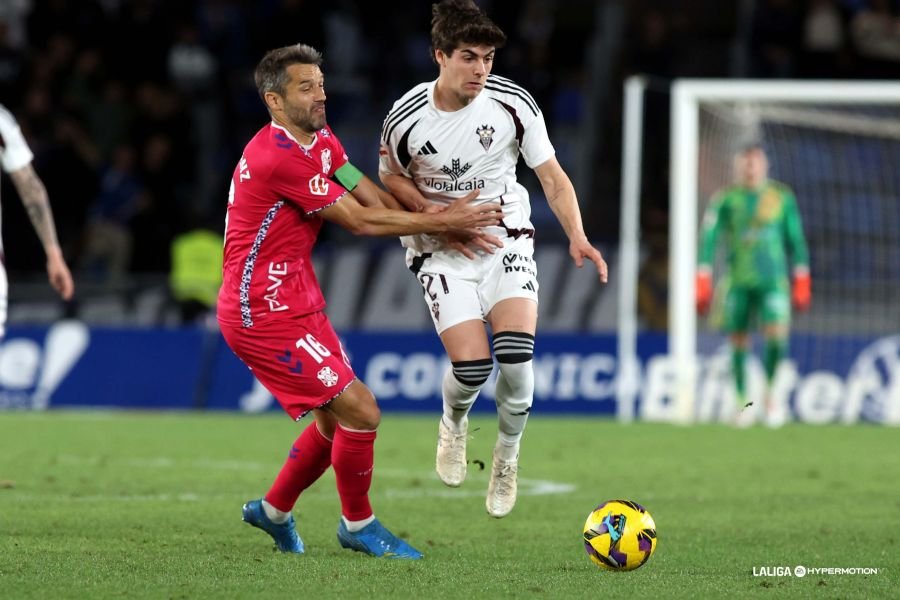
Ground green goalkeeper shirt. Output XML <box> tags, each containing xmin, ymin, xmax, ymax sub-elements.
<box><xmin>698</xmin><ymin>180</ymin><xmax>809</xmax><ymax>287</ymax></box>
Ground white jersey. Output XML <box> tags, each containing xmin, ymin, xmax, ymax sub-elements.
<box><xmin>0</xmin><ymin>104</ymin><xmax>34</xmax><ymax>253</ymax></box>
<box><xmin>0</xmin><ymin>104</ymin><xmax>34</xmax><ymax>174</ymax></box>
<box><xmin>0</xmin><ymin>104</ymin><xmax>31</xmax><ymax>334</ymax></box>
<box><xmin>379</xmin><ymin>74</ymin><xmax>555</xmax><ymax>254</ymax></box>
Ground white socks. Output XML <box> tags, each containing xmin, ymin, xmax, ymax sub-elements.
<box><xmin>342</xmin><ymin>514</ymin><xmax>376</xmax><ymax>532</ymax></box>
<box><xmin>494</xmin><ymin>359</ymin><xmax>534</xmax><ymax>443</ymax></box>
<box><xmin>262</xmin><ymin>499</ymin><xmax>291</xmax><ymax>524</ymax></box>
<box><xmin>494</xmin><ymin>437</ymin><xmax>520</xmax><ymax>462</ymax></box>
<box><xmin>442</xmin><ymin>359</ymin><xmax>493</xmax><ymax>433</ymax></box>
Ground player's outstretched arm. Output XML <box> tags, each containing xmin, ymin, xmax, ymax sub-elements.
<box><xmin>319</xmin><ymin>192</ymin><xmax>503</xmax><ymax>238</ymax></box>
<box><xmin>8</xmin><ymin>164</ymin><xmax>74</xmax><ymax>301</ymax></box>
<box><xmin>379</xmin><ymin>172</ymin><xmax>429</xmax><ymax>212</ymax></box>
<box><xmin>351</xmin><ymin>174</ymin><xmax>405</xmax><ymax>210</ymax></box>
<box><xmin>381</xmin><ymin>174</ymin><xmax>503</xmax><ymax>258</ymax></box>
<box><xmin>534</xmin><ymin>157</ymin><xmax>607</xmax><ymax>283</ymax></box>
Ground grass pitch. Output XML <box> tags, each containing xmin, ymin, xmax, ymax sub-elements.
<box><xmin>0</xmin><ymin>411</ymin><xmax>897</xmax><ymax>599</ymax></box>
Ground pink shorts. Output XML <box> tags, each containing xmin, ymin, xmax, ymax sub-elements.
<box><xmin>220</xmin><ymin>311</ymin><xmax>356</xmax><ymax>420</ymax></box>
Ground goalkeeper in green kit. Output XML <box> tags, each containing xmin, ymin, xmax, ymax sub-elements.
<box><xmin>696</xmin><ymin>144</ymin><xmax>810</xmax><ymax>427</ymax></box>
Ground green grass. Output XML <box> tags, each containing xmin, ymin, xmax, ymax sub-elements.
<box><xmin>0</xmin><ymin>412</ymin><xmax>897</xmax><ymax>599</ymax></box>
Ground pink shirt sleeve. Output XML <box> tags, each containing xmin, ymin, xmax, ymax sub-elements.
<box><xmin>269</xmin><ymin>149</ymin><xmax>349</xmax><ymax>214</ymax></box>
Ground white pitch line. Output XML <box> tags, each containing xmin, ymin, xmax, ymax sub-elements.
<box><xmin>56</xmin><ymin>455</ymin><xmax>271</xmax><ymax>471</ymax></box>
<box><xmin>8</xmin><ymin>493</ymin><xmax>204</xmax><ymax>503</ymax></box>
<box><xmin>44</xmin><ymin>457</ymin><xmax>577</xmax><ymax>499</ymax></box>
<box><xmin>383</xmin><ymin>477</ymin><xmax>576</xmax><ymax>499</ymax></box>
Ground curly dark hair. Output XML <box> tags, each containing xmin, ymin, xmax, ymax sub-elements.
<box><xmin>430</xmin><ymin>0</ymin><xmax>506</xmax><ymax>63</ymax></box>
<box><xmin>254</xmin><ymin>44</ymin><xmax>323</xmax><ymax>100</ymax></box>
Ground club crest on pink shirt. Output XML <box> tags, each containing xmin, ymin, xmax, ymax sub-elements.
<box><xmin>317</xmin><ymin>366</ymin><xmax>339</xmax><ymax>387</ymax></box>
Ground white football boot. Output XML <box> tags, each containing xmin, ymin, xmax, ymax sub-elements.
<box><xmin>486</xmin><ymin>451</ymin><xmax>518</xmax><ymax>518</ymax></box>
<box><xmin>436</xmin><ymin>418</ymin><xmax>467</xmax><ymax>487</ymax></box>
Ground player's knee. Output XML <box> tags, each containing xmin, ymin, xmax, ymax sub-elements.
<box><xmin>355</xmin><ymin>388</ymin><xmax>381</xmax><ymax>430</ymax></box>
<box><xmin>450</xmin><ymin>358</ymin><xmax>494</xmax><ymax>388</ymax></box>
<box><xmin>337</xmin><ymin>383</ymin><xmax>381</xmax><ymax>430</ymax></box>
<box><xmin>492</xmin><ymin>331</ymin><xmax>535</xmax><ymax>365</ymax></box>
<box><xmin>347</xmin><ymin>405</ymin><xmax>380</xmax><ymax>431</ymax></box>
<box><xmin>356</xmin><ymin>407</ymin><xmax>381</xmax><ymax>431</ymax></box>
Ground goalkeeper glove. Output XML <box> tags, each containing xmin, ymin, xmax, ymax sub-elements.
<box><xmin>696</xmin><ymin>268</ymin><xmax>713</xmax><ymax>315</ymax></box>
<box><xmin>792</xmin><ymin>269</ymin><xmax>811</xmax><ymax>311</ymax></box>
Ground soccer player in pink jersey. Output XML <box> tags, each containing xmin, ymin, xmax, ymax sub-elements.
<box><xmin>217</xmin><ymin>43</ymin><xmax>502</xmax><ymax>559</ymax></box>
<box><xmin>0</xmin><ymin>104</ymin><xmax>74</xmax><ymax>338</ymax></box>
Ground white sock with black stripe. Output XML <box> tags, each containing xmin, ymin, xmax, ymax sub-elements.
<box><xmin>492</xmin><ymin>332</ymin><xmax>535</xmax><ymax>461</ymax></box>
<box><xmin>442</xmin><ymin>358</ymin><xmax>494</xmax><ymax>433</ymax></box>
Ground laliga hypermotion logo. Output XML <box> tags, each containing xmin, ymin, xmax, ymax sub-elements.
<box><xmin>0</xmin><ymin>320</ymin><xmax>90</xmax><ymax>409</ymax></box>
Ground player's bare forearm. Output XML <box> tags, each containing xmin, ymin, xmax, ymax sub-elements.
<box><xmin>380</xmin><ymin>172</ymin><xmax>429</xmax><ymax>212</ymax></box>
<box><xmin>9</xmin><ymin>164</ymin><xmax>74</xmax><ymax>300</ymax></box>
<box><xmin>383</xmin><ymin>178</ymin><xmax>501</xmax><ymax>257</ymax></box>
<box><xmin>9</xmin><ymin>164</ymin><xmax>62</xmax><ymax>253</ymax></box>
<box><xmin>351</xmin><ymin>175</ymin><xmax>404</xmax><ymax>210</ymax></box>
<box><xmin>534</xmin><ymin>158</ymin><xmax>585</xmax><ymax>241</ymax></box>
<box><xmin>548</xmin><ymin>189</ymin><xmax>587</xmax><ymax>244</ymax></box>
<box><xmin>321</xmin><ymin>193</ymin><xmax>502</xmax><ymax>238</ymax></box>
<box><xmin>534</xmin><ymin>158</ymin><xmax>607</xmax><ymax>281</ymax></box>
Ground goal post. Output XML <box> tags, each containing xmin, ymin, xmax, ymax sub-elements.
<box><xmin>615</xmin><ymin>76</ymin><xmax>647</xmax><ymax>424</ymax></box>
<box><xmin>618</xmin><ymin>76</ymin><xmax>900</xmax><ymax>424</ymax></box>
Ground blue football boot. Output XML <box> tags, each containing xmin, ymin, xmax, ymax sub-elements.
<box><xmin>241</xmin><ymin>499</ymin><xmax>304</xmax><ymax>553</ymax></box>
<box><xmin>336</xmin><ymin>518</ymin><xmax>423</xmax><ymax>559</ymax></box>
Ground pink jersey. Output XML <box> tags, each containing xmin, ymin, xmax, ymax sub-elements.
<box><xmin>218</xmin><ymin>122</ymin><xmax>350</xmax><ymax>327</ymax></box>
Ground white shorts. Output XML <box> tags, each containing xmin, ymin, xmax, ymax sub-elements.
<box><xmin>406</xmin><ymin>235</ymin><xmax>539</xmax><ymax>334</ymax></box>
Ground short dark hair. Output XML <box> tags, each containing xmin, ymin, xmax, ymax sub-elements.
<box><xmin>254</xmin><ymin>44</ymin><xmax>322</xmax><ymax>100</ymax></box>
<box><xmin>430</xmin><ymin>0</ymin><xmax>506</xmax><ymax>64</ymax></box>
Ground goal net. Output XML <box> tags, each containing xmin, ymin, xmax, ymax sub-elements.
<box><xmin>618</xmin><ymin>79</ymin><xmax>900</xmax><ymax>425</ymax></box>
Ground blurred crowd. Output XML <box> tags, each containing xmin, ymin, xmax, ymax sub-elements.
<box><xmin>0</xmin><ymin>0</ymin><xmax>896</xmax><ymax>287</ymax></box>
<box><xmin>623</xmin><ymin>0</ymin><xmax>900</xmax><ymax>80</ymax></box>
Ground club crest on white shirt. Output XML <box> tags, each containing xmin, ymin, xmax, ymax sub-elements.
<box><xmin>476</xmin><ymin>124</ymin><xmax>495</xmax><ymax>151</ymax></box>
<box><xmin>320</xmin><ymin>148</ymin><xmax>332</xmax><ymax>173</ymax></box>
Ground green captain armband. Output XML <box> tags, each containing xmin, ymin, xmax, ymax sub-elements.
<box><xmin>334</xmin><ymin>161</ymin><xmax>364</xmax><ymax>191</ymax></box>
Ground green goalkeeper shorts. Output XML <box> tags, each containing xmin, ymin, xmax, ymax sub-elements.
<box><xmin>722</xmin><ymin>281</ymin><xmax>790</xmax><ymax>333</ymax></box>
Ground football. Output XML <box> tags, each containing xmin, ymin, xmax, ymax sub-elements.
<box><xmin>583</xmin><ymin>500</ymin><xmax>657</xmax><ymax>571</ymax></box>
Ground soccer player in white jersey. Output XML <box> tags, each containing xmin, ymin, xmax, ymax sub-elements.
<box><xmin>379</xmin><ymin>0</ymin><xmax>608</xmax><ymax>518</ymax></box>
<box><xmin>0</xmin><ymin>104</ymin><xmax>74</xmax><ymax>337</ymax></box>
